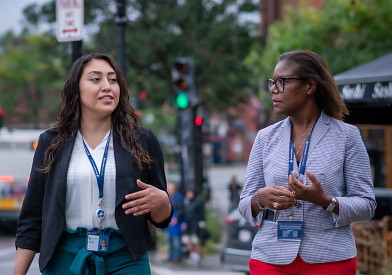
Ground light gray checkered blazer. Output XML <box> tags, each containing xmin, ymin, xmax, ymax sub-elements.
<box><xmin>239</xmin><ymin>112</ymin><xmax>376</xmax><ymax>265</ymax></box>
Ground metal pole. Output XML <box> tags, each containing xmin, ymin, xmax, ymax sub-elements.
<box><xmin>72</xmin><ymin>40</ymin><xmax>83</xmax><ymax>63</ymax></box>
<box><xmin>116</xmin><ymin>0</ymin><xmax>127</xmax><ymax>76</ymax></box>
<box><xmin>193</xmin><ymin>104</ymin><xmax>203</xmax><ymax>194</ymax></box>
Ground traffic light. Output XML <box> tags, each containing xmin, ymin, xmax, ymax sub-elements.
<box><xmin>172</xmin><ymin>57</ymin><xmax>196</xmax><ymax>109</ymax></box>
<box><xmin>193</xmin><ymin>105</ymin><xmax>204</xmax><ymax>142</ymax></box>
<box><xmin>194</xmin><ymin>115</ymin><xmax>203</xmax><ymax>126</ymax></box>
<box><xmin>137</xmin><ymin>90</ymin><xmax>147</xmax><ymax>109</ymax></box>
<box><xmin>0</xmin><ymin>107</ymin><xmax>3</xmax><ymax>129</ymax></box>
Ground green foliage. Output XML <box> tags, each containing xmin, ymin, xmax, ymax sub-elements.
<box><xmin>0</xmin><ymin>32</ymin><xmax>68</xmax><ymax>126</ymax></box>
<box><xmin>0</xmin><ymin>0</ymin><xmax>259</xmax><ymax>126</ymax></box>
<box><xmin>247</xmin><ymin>0</ymin><xmax>392</xmax><ymax>80</ymax></box>
<box><xmin>201</xmin><ymin>206</ymin><xmax>223</xmax><ymax>254</ymax></box>
<box><xmin>205</xmin><ymin>206</ymin><xmax>222</xmax><ymax>244</ymax></box>
<box><xmin>90</xmin><ymin>0</ymin><xmax>259</xmax><ymax>113</ymax></box>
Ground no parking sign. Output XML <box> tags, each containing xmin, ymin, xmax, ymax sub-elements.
<box><xmin>56</xmin><ymin>0</ymin><xmax>84</xmax><ymax>42</ymax></box>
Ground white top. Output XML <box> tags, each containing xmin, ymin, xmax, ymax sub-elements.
<box><xmin>66</xmin><ymin>130</ymin><xmax>118</xmax><ymax>230</ymax></box>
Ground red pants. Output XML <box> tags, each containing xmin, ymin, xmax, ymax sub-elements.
<box><xmin>249</xmin><ymin>254</ymin><xmax>356</xmax><ymax>275</ymax></box>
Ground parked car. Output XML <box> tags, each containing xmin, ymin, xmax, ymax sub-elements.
<box><xmin>0</xmin><ymin>175</ymin><xmax>28</xmax><ymax>234</ymax></box>
<box><xmin>221</xmin><ymin>188</ymin><xmax>392</xmax><ymax>273</ymax></box>
<box><xmin>221</xmin><ymin>208</ymin><xmax>257</xmax><ymax>274</ymax></box>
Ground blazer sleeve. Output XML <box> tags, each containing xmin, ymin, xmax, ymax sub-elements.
<box><xmin>239</xmin><ymin>130</ymin><xmax>265</xmax><ymax>226</ymax></box>
<box><xmin>15</xmin><ymin>132</ymin><xmax>50</xmax><ymax>252</ymax></box>
<box><xmin>334</xmin><ymin>125</ymin><xmax>376</xmax><ymax>227</ymax></box>
<box><xmin>140</xmin><ymin>127</ymin><xmax>173</xmax><ymax>228</ymax></box>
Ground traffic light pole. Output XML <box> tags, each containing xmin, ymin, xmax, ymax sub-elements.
<box><xmin>193</xmin><ymin>105</ymin><xmax>203</xmax><ymax>194</ymax></box>
<box><xmin>176</xmin><ymin>108</ymin><xmax>191</xmax><ymax>196</ymax></box>
<box><xmin>172</xmin><ymin>57</ymin><xmax>204</xmax><ymax>195</ymax></box>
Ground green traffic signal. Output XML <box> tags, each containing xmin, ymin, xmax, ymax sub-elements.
<box><xmin>175</xmin><ymin>92</ymin><xmax>189</xmax><ymax>109</ymax></box>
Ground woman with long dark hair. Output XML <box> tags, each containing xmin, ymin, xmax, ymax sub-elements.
<box><xmin>14</xmin><ymin>53</ymin><xmax>172</xmax><ymax>274</ymax></box>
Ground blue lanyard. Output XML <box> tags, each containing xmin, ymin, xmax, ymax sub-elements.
<box><xmin>288</xmin><ymin>120</ymin><xmax>318</xmax><ymax>176</ymax></box>
<box><xmin>81</xmin><ymin>130</ymin><xmax>112</xmax><ymax>199</ymax></box>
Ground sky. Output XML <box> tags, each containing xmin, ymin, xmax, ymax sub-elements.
<box><xmin>0</xmin><ymin>0</ymin><xmax>49</xmax><ymax>36</ymax></box>
<box><xmin>1</xmin><ymin>0</ymin><xmax>260</xmax><ymax>36</ymax></box>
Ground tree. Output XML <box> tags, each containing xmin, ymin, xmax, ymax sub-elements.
<box><xmin>0</xmin><ymin>32</ymin><xmax>67</xmax><ymax>126</ymax></box>
<box><xmin>246</xmin><ymin>0</ymin><xmax>392</xmax><ymax>82</ymax></box>
<box><xmin>5</xmin><ymin>0</ymin><xmax>259</xmax><ymax>125</ymax></box>
<box><xmin>89</xmin><ymin>0</ymin><xmax>259</xmax><ymax>112</ymax></box>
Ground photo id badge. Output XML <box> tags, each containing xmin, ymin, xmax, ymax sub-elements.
<box><xmin>298</xmin><ymin>174</ymin><xmax>306</xmax><ymax>185</ymax></box>
<box><xmin>86</xmin><ymin>230</ymin><xmax>110</xmax><ymax>252</ymax></box>
<box><xmin>277</xmin><ymin>221</ymin><xmax>303</xmax><ymax>241</ymax></box>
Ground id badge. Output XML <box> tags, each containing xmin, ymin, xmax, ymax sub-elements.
<box><xmin>298</xmin><ymin>174</ymin><xmax>306</xmax><ymax>185</ymax></box>
<box><xmin>86</xmin><ymin>230</ymin><xmax>110</xmax><ymax>252</ymax></box>
<box><xmin>277</xmin><ymin>221</ymin><xmax>303</xmax><ymax>241</ymax></box>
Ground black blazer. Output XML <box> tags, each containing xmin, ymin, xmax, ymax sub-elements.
<box><xmin>15</xmin><ymin>126</ymin><xmax>172</xmax><ymax>272</ymax></box>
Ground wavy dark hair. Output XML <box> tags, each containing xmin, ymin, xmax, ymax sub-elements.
<box><xmin>40</xmin><ymin>53</ymin><xmax>151</xmax><ymax>173</ymax></box>
<box><xmin>278</xmin><ymin>50</ymin><xmax>349</xmax><ymax>121</ymax></box>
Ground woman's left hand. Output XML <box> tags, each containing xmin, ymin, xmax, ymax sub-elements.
<box><xmin>122</xmin><ymin>179</ymin><xmax>170</xmax><ymax>217</ymax></box>
<box><xmin>288</xmin><ymin>170</ymin><xmax>329</xmax><ymax>206</ymax></box>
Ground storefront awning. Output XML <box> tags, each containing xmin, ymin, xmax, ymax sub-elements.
<box><xmin>334</xmin><ymin>53</ymin><xmax>392</xmax><ymax>124</ymax></box>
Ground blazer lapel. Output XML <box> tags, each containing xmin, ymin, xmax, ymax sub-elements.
<box><xmin>280</xmin><ymin>118</ymin><xmax>292</xmax><ymax>166</ymax></box>
<box><xmin>271</xmin><ymin>118</ymin><xmax>294</xmax><ymax>186</ymax></box>
<box><xmin>308</xmin><ymin>112</ymin><xmax>330</xmax><ymax>158</ymax></box>
<box><xmin>113</xmin><ymin>135</ymin><xmax>136</xmax><ymax>208</ymax></box>
<box><xmin>51</xmin><ymin>136</ymin><xmax>76</xmax><ymax>213</ymax></box>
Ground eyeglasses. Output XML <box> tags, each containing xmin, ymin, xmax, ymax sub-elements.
<box><xmin>267</xmin><ymin>77</ymin><xmax>305</xmax><ymax>93</ymax></box>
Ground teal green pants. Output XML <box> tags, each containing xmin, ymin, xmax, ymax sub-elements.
<box><xmin>43</xmin><ymin>228</ymin><xmax>151</xmax><ymax>275</ymax></box>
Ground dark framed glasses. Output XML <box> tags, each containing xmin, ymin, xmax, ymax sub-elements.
<box><xmin>267</xmin><ymin>77</ymin><xmax>305</xmax><ymax>93</ymax></box>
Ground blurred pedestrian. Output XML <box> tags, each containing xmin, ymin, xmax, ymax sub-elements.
<box><xmin>166</xmin><ymin>182</ymin><xmax>184</xmax><ymax>262</ymax></box>
<box><xmin>14</xmin><ymin>53</ymin><xmax>172</xmax><ymax>275</ymax></box>
<box><xmin>239</xmin><ymin>50</ymin><xmax>376</xmax><ymax>275</ymax></box>
<box><xmin>228</xmin><ymin>175</ymin><xmax>242</xmax><ymax>211</ymax></box>
<box><xmin>181</xmin><ymin>188</ymin><xmax>206</xmax><ymax>266</ymax></box>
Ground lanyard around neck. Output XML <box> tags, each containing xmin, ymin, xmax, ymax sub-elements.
<box><xmin>288</xmin><ymin>118</ymin><xmax>319</xmax><ymax>176</ymax></box>
<box><xmin>81</xmin><ymin>130</ymin><xmax>112</xmax><ymax>199</ymax></box>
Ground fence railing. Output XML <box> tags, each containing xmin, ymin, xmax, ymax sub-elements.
<box><xmin>352</xmin><ymin>216</ymin><xmax>392</xmax><ymax>274</ymax></box>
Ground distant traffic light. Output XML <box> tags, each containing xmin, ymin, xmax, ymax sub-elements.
<box><xmin>172</xmin><ymin>57</ymin><xmax>195</xmax><ymax>109</ymax></box>
<box><xmin>0</xmin><ymin>107</ymin><xmax>3</xmax><ymax>129</ymax></box>
<box><xmin>194</xmin><ymin>115</ymin><xmax>203</xmax><ymax>126</ymax></box>
<box><xmin>175</xmin><ymin>93</ymin><xmax>189</xmax><ymax>109</ymax></box>
<box><xmin>137</xmin><ymin>90</ymin><xmax>147</xmax><ymax>109</ymax></box>
<box><xmin>139</xmin><ymin>90</ymin><xmax>147</xmax><ymax>101</ymax></box>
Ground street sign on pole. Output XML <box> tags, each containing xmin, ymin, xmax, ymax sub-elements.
<box><xmin>56</xmin><ymin>0</ymin><xmax>84</xmax><ymax>42</ymax></box>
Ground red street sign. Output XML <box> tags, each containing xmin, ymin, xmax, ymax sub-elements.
<box><xmin>56</xmin><ymin>0</ymin><xmax>84</xmax><ymax>42</ymax></box>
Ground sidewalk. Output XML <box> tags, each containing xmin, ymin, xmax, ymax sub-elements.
<box><xmin>150</xmin><ymin>163</ymin><xmax>249</xmax><ymax>274</ymax></box>
<box><xmin>150</xmin><ymin>249</ymin><xmax>246</xmax><ymax>275</ymax></box>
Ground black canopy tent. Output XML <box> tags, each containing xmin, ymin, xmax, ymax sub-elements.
<box><xmin>334</xmin><ymin>52</ymin><xmax>392</xmax><ymax>125</ymax></box>
<box><xmin>334</xmin><ymin>53</ymin><xmax>392</xmax><ymax>188</ymax></box>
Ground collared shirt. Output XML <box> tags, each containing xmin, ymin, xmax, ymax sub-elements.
<box><xmin>66</xmin><ymin>131</ymin><xmax>118</xmax><ymax>230</ymax></box>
